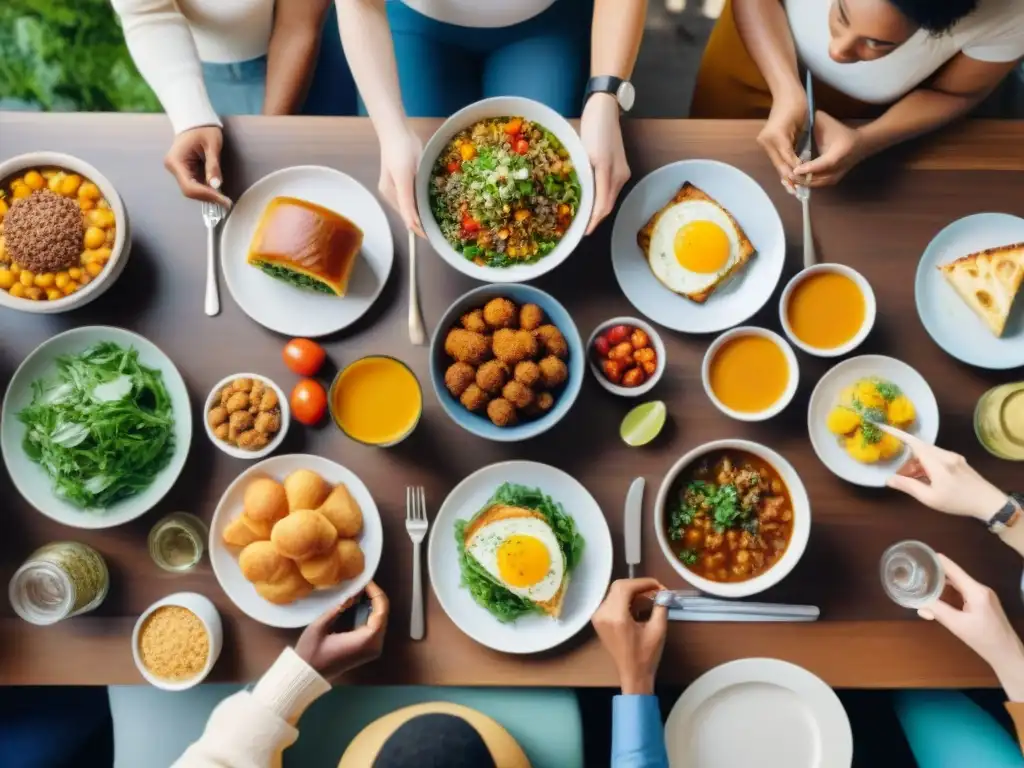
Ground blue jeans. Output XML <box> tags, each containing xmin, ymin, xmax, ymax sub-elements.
<box><xmin>202</xmin><ymin>57</ymin><xmax>268</xmax><ymax>116</ymax></box>
<box><xmin>371</xmin><ymin>0</ymin><xmax>593</xmax><ymax>118</ymax></box>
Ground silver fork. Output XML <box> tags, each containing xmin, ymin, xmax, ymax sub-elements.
<box><xmin>201</xmin><ymin>201</ymin><xmax>226</xmax><ymax>317</ymax></box>
<box><xmin>405</xmin><ymin>486</ymin><xmax>428</xmax><ymax>640</ymax></box>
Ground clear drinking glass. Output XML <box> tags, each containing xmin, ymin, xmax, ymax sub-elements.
<box><xmin>148</xmin><ymin>513</ymin><xmax>208</xmax><ymax>572</ymax></box>
<box><xmin>880</xmin><ymin>540</ymin><xmax>945</xmax><ymax>609</ymax></box>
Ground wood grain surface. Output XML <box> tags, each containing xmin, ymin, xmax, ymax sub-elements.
<box><xmin>1</xmin><ymin>114</ymin><xmax>1023</xmax><ymax>688</ymax></box>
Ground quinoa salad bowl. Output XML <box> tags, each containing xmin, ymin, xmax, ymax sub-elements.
<box><xmin>416</xmin><ymin>97</ymin><xmax>594</xmax><ymax>284</ymax></box>
<box><xmin>0</xmin><ymin>151</ymin><xmax>130</xmax><ymax>314</ymax></box>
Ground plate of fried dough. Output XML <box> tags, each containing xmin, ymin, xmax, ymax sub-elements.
<box><xmin>209</xmin><ymin>453</ymin><xmax>383</xmax><ymax>627</ymax></box>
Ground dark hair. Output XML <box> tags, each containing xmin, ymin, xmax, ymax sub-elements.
<box><xmin>889</xmin><ymin>0</ymin><xmax>979</xmax><ymax>34</ymax></box>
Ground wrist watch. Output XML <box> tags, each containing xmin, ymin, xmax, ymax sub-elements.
<box><xmin>584</xmin><ymin>76</ymin><xmax>635</xmax><ymax>113</ymax></box>
<box><xmin>987</xmin><ymin>493</ymin><xmax>1023</xmax><ymax>533</ymax></box>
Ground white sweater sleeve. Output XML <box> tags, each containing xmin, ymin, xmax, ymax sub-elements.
<box><xmin>110</xmin><ymin>0</ymin><xmax>222</xmax><ymax>134</ymax></box>
<box><xmin>172</xmin><ymin>648</ymin><xmax>332</xmax><ymax>768</ymax></box>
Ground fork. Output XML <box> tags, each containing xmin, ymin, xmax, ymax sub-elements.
<box><xmin>201</xmin><ymin>200</ymin><xmax>226</xmax><ymax>317</ymax></box>
<box><xmin>406</xmin><ymin>486</ymin><xmax>428</xmax><ymax>640</ymax></box>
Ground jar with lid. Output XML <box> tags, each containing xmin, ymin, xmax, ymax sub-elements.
<box><xmin>9</xmin><ymin>542</ymin><xmax>109</xmax><ymax>625</ymax></box>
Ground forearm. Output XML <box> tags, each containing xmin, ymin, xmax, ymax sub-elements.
<box><xmin>992</xmin><ymin>646</ymin><xmax>1024</xmax><ymax>703</ymax></box>
<box><xmin>612</xmin><ymin>695</ymin><xmax>668</xmax><ymax>768</ymax></box>
<box><xmin>591</xmin><ymin>0</ymin><xmax>646</xmax><ymax>79</ymax></box>
<box><xmin>733</xmin><ymin>0</ymin><xmax>801</xmax><ymax>99</ymax></box>
<box><xmin>857</xmin><ymin>88</ymin><xmax>987</xmax><ymax>159</ymax></box>
<box><xmin>264</xmin><ymin>28</ymin><xmax>322</xmax><ymax>115</ymax></box>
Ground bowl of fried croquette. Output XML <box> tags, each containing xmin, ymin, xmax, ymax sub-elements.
<box><xmin>204</xmin><ymin>374</ymin><xmax>290</xmax><ymax>460</ymax></box>
<box><xmin>430</xmin><ymin>284</ymin><xmax>583</xmax><ymax>442</ymax></box>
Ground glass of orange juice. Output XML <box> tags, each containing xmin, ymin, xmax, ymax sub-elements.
<box><xmin>329</xmin><ymin>356</ymin><xmax>423</xmax><ymax>447</ymax></box>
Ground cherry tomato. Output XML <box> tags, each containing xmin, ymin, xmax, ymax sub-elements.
<box><xmin>290</xmin><ymin>379</ymin><xmax>328</xmax><ymax>426</ymax></box>
<box><xmin>593</xmin><ymin>335</ymin><xmax>611</xmax><ymax>357</ymax></box>
<box><xmin>514</xmin><ymin>138</ymin><xmax>530</xmax><ymax>155</ymax></box>
<box><xmin>504</xmin><ymin>118</ymin><xmax>523</xmax><ymax>135</ymax></box>
<box><xmin>606</xmin><ymin>325</ymin><xmax>631</xmax><ymax>345</ymax></box>
<box><xmin>283</xmin><ymin>338</ymin><xmax>326</xmax><ymax>376</ymax></box>
<box><xmin>461</xmin><ymin>214</ymin><xmax>481</xmax><ymax>234</ymax></box>
<box><xmin>447</xmin><ymin>160</ymin><xmax>460</xmax><ymax>174</ymax></box>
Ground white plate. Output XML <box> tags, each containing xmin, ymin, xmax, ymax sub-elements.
<box><xmin>915</xmin><ymin>212</ymin><xmax>1024</xmax><ymax>369</ymax></box>
<box><xmin>220</xmin><ymin>166</ymin><xmax>394</xmax><ymax>337</ymax></box>
<box><xmin>666</xmin><ymin>658</ymin><xmax>853</xmax><ymax>768</ymax></box>
<box><xmin>0</xmin><ymin>326</ymin><xmax>191</xmax><ymax>529</ymax></box>
<box><xmin>208</xmin><ymin>454</ymin><xmax>383</xmax><ymax>628</ymax></box>
<box><xmin>808</xmin><ymin>355</ymin><xmax>940</xmax><ymax>488</ymax></box>
<box><xmin>611</xmin><ymin>159</ymin><xmax>786</xmax><ymax>334</ymax></box>
<box><xmin>427</xmin><ymin>461</ymin><xmax>612</xmax><ymax>654</ymax></box>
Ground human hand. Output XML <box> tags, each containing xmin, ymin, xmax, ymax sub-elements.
<box><xmin>790</xmin><ymin>111</ymin><xmax>865</xmax><ymax>188</ymax></box>
<box><xmin>378</xmin><ymin>124</ymin><xmax>424</xmax><ymax>236</ymax></box>
<box><xmin>591</xmin><ymin>578</ymin><xmax>668</xmax><ymax>695</ymax></box>
<box><xmin>885</xmin><ymin>427</ymin><xmax>1008</xmax><ymax>521</ymax></box>
<box><xmin>581</xmin><ymin>94</ymin><xmax>630</xmax><ymax>235</ymax></box>
<box><xmin>295</xmin><ymin>581</ymin><xmax>389</xmax><ymax>683</ymax></box>
<box><xmin>757</xmin><ymin>90</ymin><xmax>807</xmax><ymax>183</ymax></box>
<box><xmin>163</xmin><ymin>126</ymin><xmax>232</xmax><ymax>208</ymax></box>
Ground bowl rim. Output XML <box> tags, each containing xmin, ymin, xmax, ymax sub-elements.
<box><xmin>328</xmin><ymin>354</ymin><xmax>423</xmax><ymax>447</ymax></box>
<box><xmin>414</xmin><ymin>96</ymin><xmax>595</xmax><ymax>284</ymax></box>
<box><xmin>0</xmin><ymin>151</ymin><xmax>129</xmax><ymax>313</ymax></box>
<box><xmin>778</xmin><ymin>263</ymin><xmax>877</xmax><ymax>358</ymax></box>
<box><xmin>653</xmin><ymin>438</ymin><xmax>812</xmax><ymax>598</ymax></box>
<box><xmin>701</xmin><ymin>326</ymin><xmax>800</xmax><ymax>422</ymax></box>
<box><xmin>131</xmin><ymin>592</ymin><xmax>222</xmax><ymax>691</ymax></box>
<box><xmin>203</xmin><ymin>373</ymin><xmax>291</xmax><ymax>460</ymax></box>
<box><xmin>586</xmin><ymin>316</ymin><xmax>667</xmax><ymax>397</ymax></box>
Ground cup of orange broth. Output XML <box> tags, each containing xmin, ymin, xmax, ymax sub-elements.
<box><xmin>329</xmin><ymin>356</ymin><xmax>423</xmax><ymax>446</ymax></box>
<box><xmin>702</xmin><ymin>327</ymin><xmax>800</xmax><ymax>422</ymax></box>
<box><xmin>780</xmin><ymin>263</ymin><xmax>876</xmax><ymax>357</ymax></box>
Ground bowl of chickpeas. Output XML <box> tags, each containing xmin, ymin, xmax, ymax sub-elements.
<box><xmin>0</xmin><ymin>151</ymin><xmax>129</xmax><ymax>313</ymax></box>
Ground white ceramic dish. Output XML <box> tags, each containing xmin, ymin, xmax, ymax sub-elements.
<box><xmin>702</xmin><ymin>327</ymin><xmax>799</xmax><ymax>422</ymax></box>
<box><xmin>203</xmin><ymin>373</ymin><xmax>290</xmax><ymax>460</ymax></box>
<box><xmin>427</xmin><ymin>460</ymin><xmax>613</xmax><ymax>654</ymax></box>
<box><xmin>611</xmin><ymin>159</ymin><xmax>785</xmax><ymax>334</ymax></box>
<box><xmin>586</xmin><ymin>317</ymin><xmax>667</xmax><ymax>397</ymax></box>
<box><xmin>132</xmin><ymin>592</ymin><xmax>223</xmax><ymax>691</ymax></box>
<box><xmin>0</xmin><ymin>326</ymin><xmax>191</xmax><ymax>529</ymax></box>
<box><xmin>665</xmin><ymin>658</ymin><xmax>853</xmax><ymax>768</ymax></box>
<box><xmin>915</xmin><ymin>212</ymin><xmax>1024</xmax><ymax>369</ymax></box>
<box><xmin>220</xmin><ymin>165</ymin><xmax>394</xmax><ymax>337</ymax></box>
<box><xmin>208</xmin><ymin>453</ymin><xmax>383</xmax><ymax>628</ymax></box>
<box><xmin>415</xmin><ymin>97</ymin><xmax>595</xmax><ymax>284</ymax></box>
<box><xmin>779</xmin><ymin>263</ymin><xmax>877</xmax><ymax>357</ymax></box>
<box><xmin>655</xmin><ymin>439</ymin><xmax>811</xmax><ymax>599</ymax></box>
<box><xmin>808</xmin><ymin>355</ymin><xmax>940</xmax><ymax>488</ymax></box>
<box><xmin>0</xmin><ymin>151</ymin><xmax>130</xmax><ymax>314</ymax></box>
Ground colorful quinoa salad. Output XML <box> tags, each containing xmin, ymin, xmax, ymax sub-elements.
<box><xmin>430</xmin><ymin>117</ymin><xmax>583</xmax><ymax>268</ymax></box>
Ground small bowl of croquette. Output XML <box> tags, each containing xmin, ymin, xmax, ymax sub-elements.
<box><xmin>204</xmin><ymin>373</ymin><xmax>290</xmax><ymax>460</ymax></box>
<box><xmin>430</xmin><ymin>284</ymin><xmax>584</xmax><ymax>442</ymax></box>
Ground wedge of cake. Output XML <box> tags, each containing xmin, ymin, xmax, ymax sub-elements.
<box><xmin>939</xmin><ymin>243</ymin><xmax>1024</xmax><ymax>337</ymax></box>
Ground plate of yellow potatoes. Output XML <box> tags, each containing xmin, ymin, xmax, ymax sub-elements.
<box><xmin>209</xmin><ymin>453</ymin><xmax>383</xmax><ymax>628</ymax></box>
<box><xmin>807</xmin><ymin>356</ymin><xmax>940</xmax><ymax>487</ymax></box>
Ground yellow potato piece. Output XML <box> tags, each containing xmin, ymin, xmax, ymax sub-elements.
<box><xmin>826</xmin><ymin>406</ymin><xmax>860</xmax><ymax>436</ymax></box>
<box><xmin>845</xmin><ymin>430</ymin><xmax>883</xmax><ymax>463</ymax></box>
<box><xmin>887</xmin><ymin>395</ymin><xmax>916</xmax><ymax>429</ymax></box>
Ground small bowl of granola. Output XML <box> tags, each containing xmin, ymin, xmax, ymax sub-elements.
<box><xmin>205</xmin><ymin>374</ymin><xmax>290</xmax><ymax>460</ymax></box>
<box><xmin>132</xmin><ymin>592</ymin><xmax>223</xmax><ymax>691</ymax></box>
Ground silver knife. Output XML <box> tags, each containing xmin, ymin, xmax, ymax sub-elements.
<box><xmin>797</xmin><ymin>69</ymin><xmax>816</xmax><ymax>268</ymax></box>
<box><xmin>653</xmin><ymin>590</ymin><xmax>820</xmax><ymax>621</ymax></box>
<box><xmin>668</xmin><ymin>609</ymin><xmax>818</xmax><ymax>622</ymax></box>
<box><xmin>624</xmin><ymin>477</ymin><xmax>644</xmax><ymax>579</ymax></box>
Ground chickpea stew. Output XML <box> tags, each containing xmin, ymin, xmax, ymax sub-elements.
<box><xmin>666</xmin><ymin>451</ymin><xmax>794</xmax><ymax>583</ymax></box>
<box><xmin>0</xmin><ymin>167</ymin><xmax>116</xmax><ymax>302</ymax></box>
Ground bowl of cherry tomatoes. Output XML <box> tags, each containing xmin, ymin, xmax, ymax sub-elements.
<box><xmin>587</xmin><ymin>318</ymin><xmax>666</xmax><ymax>397</ymax></box>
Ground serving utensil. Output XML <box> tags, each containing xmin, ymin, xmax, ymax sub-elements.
<box><xmin>796</xmin><ymin>69</ymin><xmax>816</xmax><ymax>269</ymax></box>
<box><xmin>406</xmin><ymin>486</ymin><xmax>428</xmax><ymax>640</ymax></box>
<box><xmin>624</xmin><ymin>477</ymin><xmax>644</xmax><ymax>578</ymax></box>
<box><xmin>408</xmin><ymin>230</ymin><xmax>427</xmax><ymax>345</ymax></box>
<box><xmin>201</xmin><ymin>200</ymin><xmax>226</xmax><ymax>317</ymax></box>
<box><xmin>652</xmin><ymin>590</ymin><xmax>820</xmax><ymax>622</ymax></box>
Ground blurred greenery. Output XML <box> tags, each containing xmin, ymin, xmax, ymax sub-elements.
<box><xmin>0</xmin><ymin>0</ymin><xmax>159</xmax><ymax>112</ymax></box>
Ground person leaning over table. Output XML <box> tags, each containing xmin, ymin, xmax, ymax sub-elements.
<box><xmin>334</xmin><ymin>0</ymin><xmax>645</xmax><ymax>235</ymax></box>
<box><xmin>690</xmin><ymin>0</ymin><xmax>1024</xmax><ymax>188</ymax></box>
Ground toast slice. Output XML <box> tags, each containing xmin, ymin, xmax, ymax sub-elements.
<box><xmin>939</xmin><ymin>243</ymin><xmax>1024</xmax><ymax>337</ymax></box>
<box><xmin>637</xmin><ymin>182</ymin><xmax>756</xmax><ymax>303</ymax></box>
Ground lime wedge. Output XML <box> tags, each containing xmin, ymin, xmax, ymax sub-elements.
<box><xmin>620</xmin><ymin>400</ymin><xmax>667</xmax><ymax>447</ymax></box>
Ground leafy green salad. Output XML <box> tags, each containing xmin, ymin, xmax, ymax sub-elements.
<box><xmin>18</xmin><ymin>342</ymin><xmax>176</xmax><ymax>509</ymax></box>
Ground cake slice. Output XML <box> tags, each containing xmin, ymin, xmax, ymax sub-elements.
<box><xmin>939</xmin><ymin>243</ymin><xmax>1024</xmax><ymax>337</ymax></box>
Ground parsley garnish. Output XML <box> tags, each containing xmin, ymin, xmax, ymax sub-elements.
<box><xmin>874</xmin><ymin>379</ymin><xmax>902</xmax><ymax>401</ymax></box>
<box><xmin>679</xmin><ymin>549</ymin><xmax>700</xmax><ymax>566</ymax></box>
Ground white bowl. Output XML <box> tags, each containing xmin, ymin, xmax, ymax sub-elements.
<box><xmin>203</xmin><ymin>373</ymin><xmax>290</xmax><ymax>460</ymax></box>
<box><xmin>0</xmin><ymin>151</ymin><xmax>130</xmax><ymax>314</ymax></box>
<box><xmin>779</xmin><ymin>263</ymin><xmax>877</xmax><ymax>357</ymax></box>
<box><xmin>701</xmin><ymin>327</ymin><xmax>799</xmax><ymax>422</ymax></box>
<box><xmin>654</xmin><ymin>439</ymin><xmax>812</xmax><ymax>598</ymax></box>
<box><xmin>132</xmin><ymin>592</ymin><xmax>223</xmax><ymax>691</ymax></box>
<box><xmin>416</xmin><ymin>97</ymin><xmax>595</xmax><ymax>284</ymax></box>
<box><xmin>587</xmin><ymin>316</ymin><xmax>667</xmax><ymax>397</ymax></box>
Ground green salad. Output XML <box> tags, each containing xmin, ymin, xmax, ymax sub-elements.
<box><xmin>18</xmin><ymin>342</ymin><xmax>176</xmax><ymax>509</ymax></box>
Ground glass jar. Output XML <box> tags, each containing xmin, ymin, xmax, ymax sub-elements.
<box><xmin>148</xmin><ymin>512</ymin><xmax>208</xmax><ymax>572</ymax></box>
<box><xmin>975</xmin><ymin>382</ymin><xmax>1024</xmax><ymax>460</ymax></box>
<box><xmin>9</xmin><ymin>542</ymin><xmax>109</xmax><ymax>625</ymax></box>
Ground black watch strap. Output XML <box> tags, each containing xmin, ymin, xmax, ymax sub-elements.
<box><xmin>584</xmin><ymin>76</ymin><xmax>634</xmax><ymax>112</ymax></box>
<box><xmin>988</xmin><ymin>493</ymin><xmax>1023</xmax><ymax>533</ymax></box>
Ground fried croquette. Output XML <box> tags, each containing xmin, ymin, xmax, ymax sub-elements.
<box><xmin>519</xmin><ymin>303</ymin><xmax>544</xmax><ymax>331</ymax></box>
<box><xmin>538</xmin><ymin>355</ymin><xmax>568</xmax><ymax>388</ymax></box>
<box><xmin>502</xmin><ymin>380</ymin><xmax>535</xmax><ymax>409</ymax></box>
<box><xmin>475</xmin><ymin>360</ymin><xmax>509</xmax><ymax>395</ymax></box>
<box><xmin>487</xmin><ymin>398</ymin><xmax>518</xmax><ymax>427</ymax></box>
<box><xmin>536</xmin><ymin>391</ymin><xmax>555</xmax><ymax>411</ymax></box>
<box><xmin>460</xmin><ymin>383</ymin><xmax>490</xmax><ymax>412</ymax></box>
<box><xmin>445</xmin><ymin>329</ymin><xmax>491</xmax><ymax>366</ymax></box>
<box><xmin>493</xmin><ymin>328</ymin><xmax>538</xmax><ymax>365</ymax></box>
<box><xmin>534</xmin><ymin>325</ymin><xmax>568</xmax><ymax>359</ymax></box>
<box><xmin>514</xmin><ymin>360</ymin><xmax>541</xmax><ymax>387</ymax></box>
<box><xmin>483</xmin><ymin>297</ymin><xmax>517</xmax><ymax>329</ymax></box>
<box><xmin>460</xmin><ymin>309</ymin><xmax>488</xmax><ymax>334</ymax></box>
<box><xmin>445</xmin><ymin>362</ymin><xmax>477</xmax><ymax>397</ymax></box>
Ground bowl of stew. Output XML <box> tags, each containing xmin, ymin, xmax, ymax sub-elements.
<box><xmin>654</xmin><ymin>439</ymin><xmax>811</xmax><ymax>598</ymax></box>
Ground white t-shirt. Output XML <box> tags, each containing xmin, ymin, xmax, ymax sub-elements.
<box><xmin>787</xmin><ymin>0</ymin><xmax>1024</xmax><ymax>104</ymax></box>
<box><xmin>399</xmin><ymin>0</ymin><xmax>556</xmax><ymax>28</ymax></box>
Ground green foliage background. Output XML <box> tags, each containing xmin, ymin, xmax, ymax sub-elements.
<box><xmin>0</xmin><ymin>0</ymin><xmax>159</xmax><ymax>112</ymax></box>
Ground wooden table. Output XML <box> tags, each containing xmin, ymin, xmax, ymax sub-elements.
<box><xmin>2</xmin><ymin>114</ymin><xmax>1023</xmax><ymax>689</ymax></box>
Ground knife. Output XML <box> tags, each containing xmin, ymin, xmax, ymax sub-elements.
<box><xmin>796</xmin><ymin>68</ymin><xmax>816</xmax><ymax>268</ymax></box>
<box><xmin>651</xmin><ymin>590</ymin><xmax>820</xmax><ymax>622</ymax></box>
<box><xmin>624</xmin><ymin>477</ymin><xmax>645</xmax><ymax>579</ymax></box>
<box><xmin>668</xmin><ymin>610</ymin><xmax>818</xmax><ymax>623</ymax></box>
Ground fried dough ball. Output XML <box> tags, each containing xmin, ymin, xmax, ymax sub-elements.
<box><xmin>254</xmin><ymin>411</ymin><xmax>281</xmax><ymax>434</ymax></box>
<box><xmin>476</xmin><ymin>360</ymin><xmax>509</xmax><ymax>395</ymax></box>
<box><xmin>250</xmin><ymin>379</ymin><xmax>265</xmax><ymax>405</ymax></box>
<box><xmin>241</xmin><ymin>514</ymin><xmax>273</xmax><ymax>540</ymax></box>
<box><xmin>284</xmin><ymin>469</ymin><xmax>330</xmax><ymax>512</ymax></box>
<box><xmin>229</xmin><ymin>410</ymin><xmax>254</xmax><ymax>432</ymax></box>
<box><xmin>233</xmin><ymin>378</ymin><xmax>254</xmax><ymax>393</ymax></box>
<box><xmin>514</xmin><ymin>360</ymin><xmax>540</xmax><ymax>387</ymax></box>
<box><xmin>259</xmin><ymin>389</ymin><xmax>279</xmax><ymax>412</ymax></box>
<box><xmin>538</xmin><ymin>355</ymin><xmax>568</xmax><ymax>388</ymax></box>
<box><xmin>271</xmin><ymin>509</ymin><xmax>338</xmax><ymax>561</ymax></box>
<box><xmin>483</xmin><ymin>297</ymin><xmax>517</xmax><ymax>329</ymax></box>
<box><xmin>445</xmin><ymin>362</ymin><xmax>477</xmax><ymax>397</ymax></box>
<box><xmin>534</xmin><ymin>325</ymin><xmax>568</xmax><ymax>359</ymax></box>
<box><xmin>493</xmin><ymin>328</ymin><xmax>538</xmax><ymax>365</ymax></box>
<box><xmin>237</xmin><ymin>430</ymin><xmax>270</xmax><ymax>450</ymax></box>
<box><xmin>502</xmin><ymin>380</ymin><xmax>535</xmax><ymax>410</ymax></box>
<box><xmin>254</xmin><ymin>565</ymin><xmax>313</xmax><ymax>605</ymax></box>
<box><xmin>460</xmin><ymin>309</ymin><xmax>487</xmax><ymax>334</ymax></box>
<box><xmin>487</xmin><ymin>398</ymin><xmax>518</xmax><ymax>427</ymax></box>
<box><xmin>214</xmin><ymin>423</ymin><xmax>230</xmax><ymax>441</ymax></box>
<box><xmin>535</xmin><ymin>391</ymin><xmax>555</xmax><ymax>412</ymax></box>
<box><xmin>244</xmin><ymin>478</ymin><xmax>289</xmax><ymax>523</ymax></box>
<box><xmin>336</xmin><ymin>539</ymin><xmax>366</xmax><ymax>580</ymax></box>
<box><xmin>207</xmin><ymin>406</ymin><xmax>228</xmax><ymax>428</ymax></box>
<box><xmin>239</xmin><ymin>541</ymin><xmax>293</xmax><ymax>583</ymax></box>
<box><xmin>445</xmin><ymin>329</ymin><xmax>491</xmax><ymax>366</ymax></box>
<box><xmin>225</xmin><ymin>392</ymin><xmax>249</xmax><ymax>414</ymax></box>
<box><xmin>460</xmin><ymin>383</ymin><xmax>490</xmax><ymax>412</ymax></box>
<box><xmin>317</xmin><ymin>484</ymin><xmax>363</xmax><ymax>538</ymax></box>
<box><xmin>519</xmin><ymin>303</ymin><xmax>544</xmax><ymax>332</ymax></box>
<box><xmin>223</xmin><ymin>516</ymin><xmax>263</xmax><ymax>547</ymax></box>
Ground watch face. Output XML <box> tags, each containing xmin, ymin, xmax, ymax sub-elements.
<box><xmin>616</xmin><ymin>81</ymin><xmax>636</xmax><ymax>112</ymax></box>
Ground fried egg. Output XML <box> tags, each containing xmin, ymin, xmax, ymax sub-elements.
<box><xmin>647</xmin><ymin>199</ymin><xmax>743</xmax><ymax>298</ymax></box>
